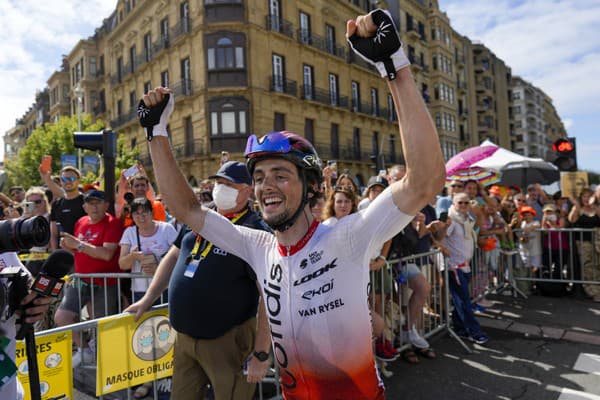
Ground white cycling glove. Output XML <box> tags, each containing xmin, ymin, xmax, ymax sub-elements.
<box><xmin>137</xmin><ymin>93</ymin><xmax>174</xmax><ymax>141</ymax></box>
<box><xmin>347</xmin><ymin>9</ymin><xmax>410</xmax><ymax>80</ymax></box>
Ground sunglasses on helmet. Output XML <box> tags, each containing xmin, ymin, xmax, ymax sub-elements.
<box><xmin>245</xmin><ymin>132</ymin><xmax>291</xmax><ymax>158</ymax></box>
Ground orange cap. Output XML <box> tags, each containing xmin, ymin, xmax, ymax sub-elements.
<box><xmin>519</xmin><ymin>205</ymin><xmax>537</xmax><ymax>217</ymax></box>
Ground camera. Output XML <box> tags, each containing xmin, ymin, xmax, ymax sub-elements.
<box><xmin>122</xmin><ymin>192</ymin><xmax>135</xmax><ymax>214</ymax></box>
<box><xmin>0</xmin><ymin>216</ymin><xmax>50</xmax><ymax>253</ymax></box>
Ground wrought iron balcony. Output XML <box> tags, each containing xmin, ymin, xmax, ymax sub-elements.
<box><xmin>270</xmin><ymin>76</ymin><xmax>297</xmax><ymax>96</ymax></box>
<box><xmin>297</xmin><ymin>30</ymin><xmax>346</xmax><ymax>59</ymax></box>
<box><xmin>171</xmin><ymin>17</ymin><xmax>191</xmax><ymax>41</ymax></box>
<box><xmin>171</xmin><ymin>79</ymin><xmax>195</xmax><ymax>97</ymax></box>
<box><xmin>109</xmin><ymin>108</ymin><xmax>138</xmax><ymax>128</ymax></box>
<box><xmin>173</xmin><ymin>139</ymin><xmax>205</xmax><ymax>159</ymax></box>
<box><xmin>266</xmin><ymin>15</ymin><xmax>294</xmax><ymax>38</ymax></box>
<box><xmin>301</xmin><ymin>86</ymin><xmax>348</xmax><ymax>108</ymax></box>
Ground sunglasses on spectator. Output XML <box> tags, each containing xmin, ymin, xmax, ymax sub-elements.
<box><xmin>61</xmin><ymin>176</ymin><xmax>78</xmax><ymax>182</ymax></box>
<box><xmin>28</xmin><ymin>199</ymin><xmax>44</xmax><ymax>204</ymax></box>
<box><xmin>515</xmin><ymin>198</ymin><xmax>525</xmax><ymax>202</ymax></box>
<box><xmin>457</xmin><ymin>201</ymin><xmax>470</xmax><ymax>205</ymax></box>
<box><xmin>450</xmin><ymin>184</ymin><xmax>464</xmax><ymax>188</ymax></box>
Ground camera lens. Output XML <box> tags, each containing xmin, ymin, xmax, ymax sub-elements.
<box><xmin>0</xmin><ymin>216</ymin><xmax>50</xmax><ymax>252</ymax></box>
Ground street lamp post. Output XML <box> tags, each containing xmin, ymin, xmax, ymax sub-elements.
<box><xmin>74</xmin><ymin>83</ymin><xmax>84</xmax><ymax>170</ymax></box>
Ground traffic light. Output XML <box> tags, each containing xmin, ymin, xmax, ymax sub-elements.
<box><xmin>552</xmin><ymin>137</ymin><xmax>577</xmax><ymax>172</ymax></box>
<box><xmin>73</xmin><ymin>129</ymin><xmax>117</xmax><ymax>157</ymax></box>
<box><xmin>73</xmin><ymin>129</ymin><xmax>118</xmax><ymax>214</ymax></box>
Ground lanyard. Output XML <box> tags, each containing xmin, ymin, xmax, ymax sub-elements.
<box><xmin>189</xmin><ymin>209</ymin><xmax>248</xmax><ymax>260</ymax></box>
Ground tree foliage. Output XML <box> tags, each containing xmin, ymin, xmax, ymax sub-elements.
<box><xmin>4</xmin><ymin>114</ymin><xmax>139</xmax><ymax>190</ymax></box>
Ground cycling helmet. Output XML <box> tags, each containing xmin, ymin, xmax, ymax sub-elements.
<box><xmin>244</xmin><ymin>131</ymin><xmax>323</xmax><ymax>231</ymax></box>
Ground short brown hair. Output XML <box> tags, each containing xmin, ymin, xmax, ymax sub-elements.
<box><xmin>322</xmin><ymin>188</ymin><xmax>358</xmax><ymax>220</ymax></box>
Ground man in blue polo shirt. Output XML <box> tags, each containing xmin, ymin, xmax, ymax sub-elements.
<box><xmin>126</xmin><ymin>161</ymin><xmax>271</xmax><ymax>400</ymax></box>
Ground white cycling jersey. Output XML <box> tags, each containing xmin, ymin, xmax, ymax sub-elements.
<box><xmin>200</xmin><ymin>188</ymin><xmax>413</xmax><ymax>399</ymax></box>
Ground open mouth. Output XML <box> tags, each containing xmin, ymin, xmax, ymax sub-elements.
<box><xmin>262</xmin><ymin>196</ymin><xmax>283</xmax><ymax>212</ymax></box>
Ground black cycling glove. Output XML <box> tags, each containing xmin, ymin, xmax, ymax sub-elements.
<box><xmin>138</xmin><ymin>93</ymin><xmax>173</xmax><ymax>141</ymax></box>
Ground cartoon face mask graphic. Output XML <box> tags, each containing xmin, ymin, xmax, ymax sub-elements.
<box><xmin>139</xmin><ymin>327</ymin><xmax>154</xmax><ymax>354</ymax></box>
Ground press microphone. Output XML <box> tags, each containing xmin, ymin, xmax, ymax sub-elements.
<box><xmin>30</xmin><ymin>250</ymin><xmax>73</xmax><ymax>298</ymax></box>
<box><xmin>20</xmin><ymin>250</ymin><xmax>73</xmax><ymax>400</ymax></box>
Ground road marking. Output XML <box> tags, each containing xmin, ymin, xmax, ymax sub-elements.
<box><xmin>573</xmin><ymin>353</ymin><xmax>600</xmax><ymax>376</ymax></box>
<box><xmin>558</xmin><ymin>388</ymin><xmax>600</xmax><ymax>400</ymax></box>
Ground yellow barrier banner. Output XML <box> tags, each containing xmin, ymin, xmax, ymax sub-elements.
<box><xmin>96</xmin><ymin>309</ymin><xmax>175</xmax><ymax>395</ymax></box>
<box><xmin>16</xmin><ymin>331</ymin><xmax>73</xmax><ymax>400</ymax></box>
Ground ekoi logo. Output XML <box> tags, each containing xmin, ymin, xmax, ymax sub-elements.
<box><xmin>263</xmin><ymin>263</ymin><xmax>297</xmax><ymax>389</ymax></box>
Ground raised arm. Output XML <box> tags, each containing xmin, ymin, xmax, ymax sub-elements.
<box><xmin>140</xmin><ymin>88</ymin><xmax>208</xmax><ymax>233</ymax></box>
<box><xmin>346</xmin><ymin>10</ymin><xmax>445</xmax><ymax>216</ymax></box>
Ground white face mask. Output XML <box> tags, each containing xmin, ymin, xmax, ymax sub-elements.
<box><xmin>212</xmin><ymin>183</ymin><xmax>239</xmax><ymax>210</ymax></box>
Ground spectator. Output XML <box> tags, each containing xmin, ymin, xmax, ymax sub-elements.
<box><xmin>119</xmin><ymin>197</ymin><xmax>177</xmax><ymax>303</ymax></box>
<box><xmin>541</xmin><ymin>203</ymin><xmax>569</xmax><ymax>284</ymax></box>
<box><xmin>309</xmin><ymin>190</ymin><xmax>326</xmax><ymax>222</ymax></box>
<box><xmin>525</xmin><ymin>184</ymin><xmax>546</xmax><ymax>221</ymax></box>
<box><xmin>21</xmin><ymin>187</ymin><xmax>51</xmax><ymax>275</ymax></box>
<box><xmin>516</xmin><ymin>206</ymin><xmax>542</xmax><ymax>295</ymax></box>
<box><xmin>8</xmin><ymin>186</ymin><xmax>25</xmax><ymax>203</ymax></box>
<box><xmin>568</xmin><ymin>188</ymin><xmax>600</xmax><ymax>302</ymax></box>
<box><xmin>436</xmin><ymin>180</ymin><xmax>464</xmax><ymax>218</ymax></box>
<box><xmin>444</xmin><ymin>193</ymin><xmax>489</xmax><ymax>344</ymax></box>
<box><xmin>119</xmin><ymin>174</ymin><xmax>167</xmax><ymax>227</ymax></box>
<box><xmin>388</xmin><ymin>211</ymin><xmax>436</xmax><ymax>363</ymax></box>
<box><xmin>358</xmin><ymin>175</ymin><xmax>388</xmax><ymax>210</ymax></box>
<box><xmin>55</xmin><ymin>190</ymin><xmax>124</xmax><ymax>367</ymax></box>
<box><xmin>125</xmin><ymin>161</ymin><xmax>272</xmax><ymax>399</ymax></box>
<box><xmin>47</xmin><ymin>166</ymin><xmax>86</xmax><ymax>251</ymax></box>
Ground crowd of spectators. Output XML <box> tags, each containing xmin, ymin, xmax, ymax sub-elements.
<box><xmin>1</xmin><ymin>155</ymin><xmax>599</xmax><ymax>398</ymax></box>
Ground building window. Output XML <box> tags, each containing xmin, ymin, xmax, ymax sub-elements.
<box><xmin>89</xmin><ymin>56</ymin><xmax>97</xmax><ymax>77</ymax></box>
<box><xmin>325</xmin><ymin>24</ymin><xmax>336</xmax><ymax>54</ymax></box>
<box><xmin>160</xmin><ymin>17</ymin><xmax>169</xmax><ymax>46</ymax></box>
<box><xmin>272</xmin><ymin>54</ymin><xmax>285</xmax><ymax>92</ymax></box>
<box><xmin>274</xmin><ymin>112</ymin><xmax>285</xmax><ymax>131</ymax></box>
<box><xmin>129</xmin><ymin>91</ymin><xmax>136</xmax><ymax>110</ymax></box>
<box><xmin>388</xmin><ymin>135</ymin><xmax>396</xmax><ymax>163</ymax></box>
<box><xmin>435</xmin><ymin>112</ymin><xmax>441</xmax><ymax>128</ymax></box>
<box><xmin>329</xmin><ymin>73</ymin><xmax>338</xmax><ymax>106</ymax></box>
<box><xmin>161</xmin><ymin>70</ymin><xmax>169</xmax><ymax>87</ymax></box>
<box><xmin>372</xmin><ymin>131</ymin><xmax>379</xmax><ymax>157</ymax></box>
<box><xmin>514</xmin><ymin>105</ymin><xmax>521</xmax><ymax>114</ymax></box>
<box><xmin>351</xmin><ymin>81</ymin><xmax>360</xmax><ymax>112</ymax></box>
<box><xmin>388</xmin><ymin>94</ymin><xmax>396</xmax><ymax>121</ymax></box>
<box><xmin>144</xmin><ymin>32</ymin><xmax>152</xmax><ymax>62</ymax></box>
<box><xmin>299</xmin><ymin>11</ymin><xmax>311</xmax><ymax>44</ymax></box>
<box><xmin>129</xmin><ymin>45</ymin><xmax>136</xmax><ymax>73</ymax></box>
<box><xmin>205</xmin><ymin>32</ymin><xmax>247</xmax><ymax>87</ymax></box>
<box><xmin>513</xmin><ymin>91</ymin><xmax>521</xmax><ymax>100</ymax></box>
<box><xmin>353</xmin><ymin>127</ymin><xmax>361</xmax><ymax>159</ymax></box>
<box><xmin>370</xmin><ymin>88</ymin><xmax>378</xmax><ymax>116</ymax></box>
<box><xmin>184</xmin><ymin>116</ymin><xmax>194</xmax><ymax>156</ymax></box>
<box><xmin>207</xmin><ymin>37</ymin><xmax>245</xmax><ymax>70</ymax></box>
<box><xmin>209</xmin><ymin>97</ymin><xmax>248</xmax><ymax>136</ymax></box>
<box><xmin>144</xmin><ymin>81</ymin><xmax>152</xmax><ymax>94</ymax></box>
<box><xmin>117</xmin><ymin>57</ymin><xmax>123</xmax><ymax>83</ymax></box>
<box><xmin>330</xmin><ymin>123</ymin><xmax>339</xmax><ymax>158</ymax></box>
<box><xmin>117</xmin><ymin>99</ymin><xmax>123</xmax><ymax>117</ymax></box>
<box><xmin>304</xmin><ymin>118</ymin><xmax>314</xmax><ymax>144</ymax></box>
<box><xmin>181</xmin><ymin>57</ymin><xmax>192</xmax><ymax>94</ymax></box>
<box><xmin>303</xmin><ymin>64</ymin><xmax>314</xmax><ymax>100</ymax></box>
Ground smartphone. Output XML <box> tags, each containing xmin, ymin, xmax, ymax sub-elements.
<box><xmin>56</xmin><ymin>222</ymin><xmax>64</xmax><ymax>236</ymax></box>
<box><xmin>123</xmin><ymin>165</ymin><xmax>140</xmax><ymax>179</ymax></box>
<box><xmin>141</xmin><ymin>254</ymin><xmax>158</xmax><ymax>266</ymax></box>
<box><xmin>327</xmin><ymin>160</ymin><xmax>337</xmax><ymax>175</ymax></box>
<box><xmin>439</xmin><ymin>211</ymin><xmax>448</xmax><ymax>223</ymax></box>
<box><xmin>378</xmin><ymin>169</ymin><xmax>387</xmax><ymax>178</ymax></box>
<box><xmin>221</xmin><ymin>151</ymin><xmax>229</xmax><ymax>165</ymax></box>
<box><xmin>23</xmin><ymin>202</ymin><xmax>35</xmax><ymax>214</ymax></box>
<box><xmin>41</xmin><ymin>155</ymin><xmax>52</xmax><ymax>174</ymax></box>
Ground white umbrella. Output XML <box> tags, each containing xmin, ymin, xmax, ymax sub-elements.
<box><xmin>473</xmin><ymin>140</ymin><xmax>559</xmax><ymax>187</ymax></box>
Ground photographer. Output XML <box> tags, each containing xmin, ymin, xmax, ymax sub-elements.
<box><xmin>0</xmin><ymin>253</ymin><xmax>53</xmax><ymax>400</ymax></box>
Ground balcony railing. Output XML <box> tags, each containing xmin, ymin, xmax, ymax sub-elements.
<box><xmin>171</xmin><ymin>17</ymin><xmax>191</xmax><ymax>41</ymax></box>
<box><xmin>173</xmin><ymin>139</ymin><xmax>205</xmax><ymax>159</ymax></box>
<box><xmin>296</xmin><ymin>30</ymin><xmax>346</xmax><ymax>59</ymax></box>
<box><xmin>347</xmin><ymin>51</ymin><xmax>376</xmax><ymax>72</ymax></box>
<box><xmin>301</xmin><ymin>86</ymin><xmax>348</xmax><ymax>108</ymax></box>
<box><xmin>171</xmin><ymin>79</ymin><xmax>195</xmax><ymax>97</ymax></box>
<box><xmin>270</xmin><ymin>76</ymin><xmax>297</xmax><ymax>96</ymax></box>
<box><xmin>109</xmin><ymin>108</ymin><xmax>138</xmax><ymax>128</ymax></box>
<box><xmin>266</xmin><ymin>15</ymin><xmax>294</xmax><ymax>38</ymax></box>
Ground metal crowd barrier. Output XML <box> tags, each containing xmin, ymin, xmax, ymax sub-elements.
<box><xmin>469</xmin><ymin>228</ymin><xmax>600</xmax><ymax>300</ymax></box>
<box><xmin>370</xmin><ymin>249</ymin><xmax>472</xmax><ymax>358</ymax></box>
<box><xmin>35</xmin><ymin>272</ymin><xmax>282</xmax><ymax>400</ymax></box>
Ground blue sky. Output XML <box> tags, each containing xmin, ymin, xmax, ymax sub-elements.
<box><xmin>439</xmin><ymin>0</ymin><xmax>600</xmax><ymax>173</ymax></box>
<box><xmin>1</xmin><ymin>0</ymin><xmax>599</xmax><ymax>172</ymax></box>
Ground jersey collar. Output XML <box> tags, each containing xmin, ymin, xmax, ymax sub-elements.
<box><xmin>277</xmin><ymin>219</ymin><xmax>319</xmax><ymax>256</ymax></box>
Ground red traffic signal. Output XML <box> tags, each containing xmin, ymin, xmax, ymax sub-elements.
<box><xmin>552</xmin><ymin>138</ymin><xmax>574</xmax><ymax>153</ymax></box>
